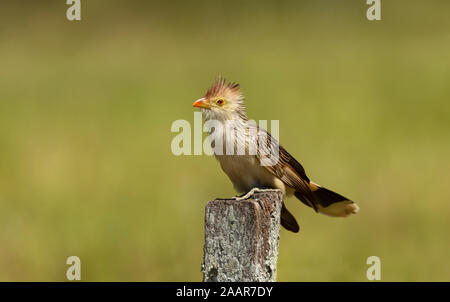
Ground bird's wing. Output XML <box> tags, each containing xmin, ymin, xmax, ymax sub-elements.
<box><xmin>256</xmin><ymin>127</ymin><xmax>318</xmax><ymax>211</ymax></box>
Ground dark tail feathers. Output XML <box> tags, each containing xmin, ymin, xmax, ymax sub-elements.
<box><xmin>280</xmin><ymin>203</ymin><xmax>299</xmax><ymax>233</ymax></box>
<box><xmin>295</xmin><ymin>182</ymin><xmax>359</xmax><ymax>217</ymax></box>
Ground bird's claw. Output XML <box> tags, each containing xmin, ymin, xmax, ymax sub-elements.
<box><xmin>232</xmin><ymin>187</ymin><xmax>277</xmax><ymax>201</ymax></box>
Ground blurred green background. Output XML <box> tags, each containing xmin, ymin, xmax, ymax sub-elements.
<box><xmin>0</xmin><ymin>0</ymin><xmax>449</xmax><ymax>281</ymax></box>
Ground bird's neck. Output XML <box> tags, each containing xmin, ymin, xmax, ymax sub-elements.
<box><xmin>204</xmin><ymin>114</ymin><xmax>248</xmax><ymax>134</ymax></box>
<box><xmin>203</xmin><ymin>112</ymin><xmax>257</xmax><ymax>157</ymax></box>
<box><xmin>203</xmin><ymin>108</ymin><xmax>247</xmax><ymax>122</ymax></box>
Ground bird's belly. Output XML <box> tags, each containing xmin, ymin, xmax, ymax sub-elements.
<box><xmin>216</xmin><ymin>154</ymin><xmax>287</xmax><ymax>194</ymax></box>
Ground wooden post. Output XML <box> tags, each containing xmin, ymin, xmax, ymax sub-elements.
<box><xmin>202</xmin><ymin>189</ymin><xmax>283</xmax><ymax>282</ymax></box>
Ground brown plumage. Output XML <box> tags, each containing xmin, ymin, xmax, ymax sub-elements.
<box><xmin>205</xmin><ymin>78</ymin><xmax>241</xmax><ymax>100</ymax></box>
<box><xmin>193</xmin><ymin>77</ymin><xmax>359</xmax><ymax>233</ymax></box>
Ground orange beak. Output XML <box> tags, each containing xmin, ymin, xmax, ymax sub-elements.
<box><xmin>192</xmin><ymin>98</ymin><xmax>209</xmax><ymax>108</ymax></box>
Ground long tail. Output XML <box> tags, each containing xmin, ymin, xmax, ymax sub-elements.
<box><xmin>295</xmin><ymin>182</ymin><xmax>359</xmax><ymax>217</ymax></box>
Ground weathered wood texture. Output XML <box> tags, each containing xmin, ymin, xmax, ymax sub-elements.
<box><xmin>202</xmin><ymin>189</ymin><xmax>283</xmax><ymax>282</ymax></box>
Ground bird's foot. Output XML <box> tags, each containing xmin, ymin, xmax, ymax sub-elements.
<box><xmin>232</xmin><ymin>187</ymin><xmax>277</xmax><ymax>201</ymax></box>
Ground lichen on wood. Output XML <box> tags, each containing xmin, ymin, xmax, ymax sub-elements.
<box><xmin>202</xmin><ymin>189</ymin><xmax>283</xmax><ymax>282</ymax></box>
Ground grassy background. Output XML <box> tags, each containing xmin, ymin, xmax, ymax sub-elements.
<box><xmin>0</xmin><ymin>0</ymin><xmax>449</xmax><ymax>281</ymax></box>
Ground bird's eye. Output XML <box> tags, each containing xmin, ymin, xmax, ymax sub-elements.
<box><xmin>216</xmin><ymin>99</ymin><xmax>224</xmax><ymax>105</ymax></box>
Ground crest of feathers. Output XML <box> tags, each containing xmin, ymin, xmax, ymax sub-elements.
<box><xmin>205</xmin><ymin>77</ymin><xmax>242</xmax><ymax>100</ymax></box>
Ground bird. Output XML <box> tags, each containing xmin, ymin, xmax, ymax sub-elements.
<box><xmin>192</xmin><ymin>77</ymin><xmax>359</xmax><ymax>233</ymax></box>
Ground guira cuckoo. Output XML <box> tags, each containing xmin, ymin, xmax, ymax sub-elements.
<box><xmin>193</xmin><ymin>78</ymin><xmax>359</xmax><ymax>232</ymax></box>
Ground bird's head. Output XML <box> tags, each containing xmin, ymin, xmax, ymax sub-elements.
<box><xmin>192</xmin><ymin>77</ymin><xmax>247</xmax><ymax>121</ymax></box>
